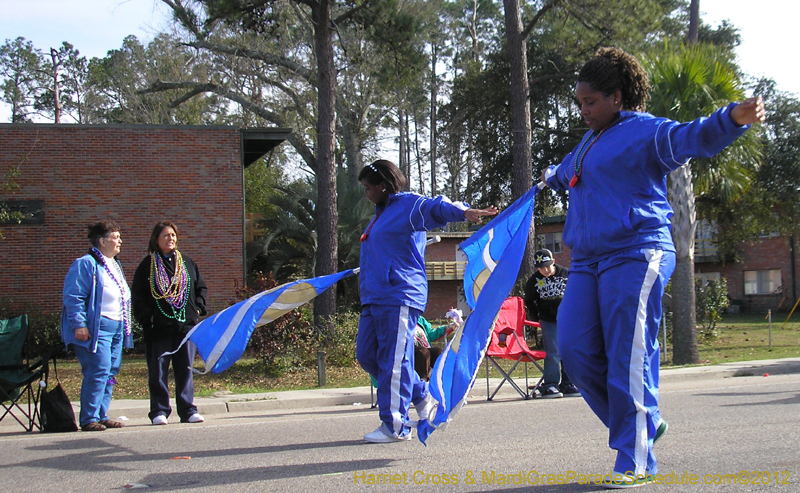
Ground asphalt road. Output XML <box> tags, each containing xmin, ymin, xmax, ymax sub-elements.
<box><xmin>1</xmin><ymin>371</ymin><xmax>799</xmax><ymax>492</ymax></box>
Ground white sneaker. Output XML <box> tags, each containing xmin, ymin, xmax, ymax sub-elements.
<box><xmin>415</xmin><ymin>393</ymin><xmax>438</xmax><ymax>422</ymax></box>
<box><xmin>187</xmin><ymin>413</ymin><xmax>205</xmax><ymax>423</ymax></box>
<box><xmin>152</xmin><ymin>415</ymin><xmax>168</xmax><ymax>426</ymax></box>
<box><xmin>363</xmin><ymin>426</ymin><xmax>412</xmax><ymax>443</ymax></box>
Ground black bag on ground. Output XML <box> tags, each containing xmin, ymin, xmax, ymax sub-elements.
<box><xmin>40</xmin><ymin>356</ymin><xmax>78</xmax><ymax>433</ymax></box>
<box><xmin>40</xmin><ymin>383</ymin><xmax>78</xmax><ymax>432</ymax></box>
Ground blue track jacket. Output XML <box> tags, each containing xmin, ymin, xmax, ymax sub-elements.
<box><xmin>546</xmin><ymin>103</ymin><xmax>750</xmax><ymax>262</ymax></box>
<box><xmin>61</xmin><ymin>252</ymin><xmax>134</xmax><ymax>353</ymax></box>
<box><xmin>359</xmin><ymin>192</ymin><xmax>469</xmax><ymax>311</ymax></box>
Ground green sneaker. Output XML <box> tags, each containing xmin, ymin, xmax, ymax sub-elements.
<box><xmin>654</xmin><ymin>419</ymin><xmax>668</xmax><ymax>444</ymax></box>
<box><xmin>603</xmin><ymin>472</ymin><xmax>654</xmax><ymax>489</ymax></box>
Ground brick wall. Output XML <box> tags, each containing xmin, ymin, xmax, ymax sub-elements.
<box><xmin>535</xmin><ymin>221</ymin><xmax>572</xmax><ymax>268</ymax></box>
<box><xmin>422</xmin><ymin>222</ymin><xmax>576</xmax><ymax>319</ymax></box>
<box><xmin>411</xmin><ymin>204</ymin><xmax>800</xmax><ymax>317</ymax></box>
<box><xmin>425</xmin><ymin>280</ymin><xmax>462</xmax><ymax>320</ymax></box>
<box><xmin>424</xmin><ymin>234</ymin><xmax>467</xmax><ymax>319</ymax></box>
<box><xmin>0</xmin><ymin>124</ymin><xmax>244</xmax><ymax>316</ymax></box>
<box><xmin>698</xmin><ymin>235</ymin><xmax>798</xmax><ymax>313</ymax></box>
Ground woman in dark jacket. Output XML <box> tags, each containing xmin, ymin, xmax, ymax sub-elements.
<box><xmin>132</xmin><ymin>221</ymin><xmax>207</xmax><ymax>425</ymax></box>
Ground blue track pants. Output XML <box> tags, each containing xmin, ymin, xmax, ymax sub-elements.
<box><xmin>73</xmin><ymin>317</ymin><xmax>123</xmax><ymax>427</ymax></box>
<box><xmin>356</xmin><ymin>304</ymin><xmax>427</xmax><ymax>437</ymax></box>
<box><xmin>558</xmin><ymin>248</ymin><xmax>675</xmax><ymax>476</ymax></box>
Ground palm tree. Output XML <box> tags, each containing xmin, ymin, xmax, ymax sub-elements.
<box><xmin>645</xmin><ymin>43</ymin><xmax>762</xmax><ymax>364</ymax></box>
<box><xmin>251</xmin><ymin>172</ymin><xmax>374</xmax><ymax>308</ymax></box>
<box><xmin>252</xmin><ymin>179</ymin><xmax>317</xmax><ymax>281</ymax></box>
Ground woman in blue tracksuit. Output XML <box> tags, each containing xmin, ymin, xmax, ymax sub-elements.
<box><xmin>356</xmin><ymin>159</ymin><xmax>497</xmax><ymax>443</ymax></box>
<box><xmin>542</xmin><ymin>48</ymin><xmax>764</xmax><ymax>486</ymax></box>
<box><xmin>62</xmin><ymin>220</ymin><xmax>134</xmax><ymax>431</ymax></box>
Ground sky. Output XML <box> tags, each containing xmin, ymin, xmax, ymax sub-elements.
<box><xmin>700</xmin><ymin>0</ymin><xmax>798</xmax><ymax>96</ymax></box>
<box><xmin>0</xmin><ymin>0</ymin><xmax>171</xmax><ymax>60</ymax></box>
<box><xmin>0</xmin><ymin>0</ymin><xmax>797</xmax><ymax>122</ymax></box>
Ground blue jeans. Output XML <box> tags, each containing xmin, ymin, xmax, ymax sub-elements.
<box><xmin>73</xmin><ymin>317</ymin><xmax>123</xmax><ymax>426</ymax></box>
<box><xmin>540</xmin><ymin>320</ymin><xmax>571</xmax><ymax>387</ymax></box>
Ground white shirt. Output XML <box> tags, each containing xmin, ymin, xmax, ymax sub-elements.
<box><xmin>100</xmin><ymin>254</ymin><xmax>127</xmax><ymax>321</ymax></box>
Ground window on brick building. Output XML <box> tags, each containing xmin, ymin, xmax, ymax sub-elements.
<box><xmin>697</xmin><ymin>272</ymin><xmax>720</xmax><ymax>287</ymax></box>
<box><xmin>536</xmin><ymin>232</ymin><xmax>562</xmax><ymax>254</ymax></box>
<box><xmin>0</xmin><ymin>200</ymin><xmax>45</xmax><ymax>224</ymax></box>
<box><xmin>744</xmin><ymin>270</ymin><xmax>781</xmax><ymax>295</ymax></box>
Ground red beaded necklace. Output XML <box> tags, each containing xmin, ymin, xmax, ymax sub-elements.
<box><xmin>569</xmin><ymin>119</ymin><xmax>617</xmax><ymax>188</ymax></box>
<box><xmin>360</xmin><ymin>208</ymin><xmax>385</xmax><ymax>242</ymax></box>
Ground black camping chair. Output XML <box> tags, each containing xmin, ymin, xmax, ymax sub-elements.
<box><xmin>0</xmin><ymin>315</ymin><xmax>57</xmax><ymax>432</ymax></box>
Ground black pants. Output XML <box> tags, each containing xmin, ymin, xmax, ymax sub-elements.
<box><xmin>145</xmin><ymin>334</ymin><xmax>197</xmax><ymax>422</ymax></box>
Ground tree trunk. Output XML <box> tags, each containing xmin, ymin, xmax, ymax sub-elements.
<box><xmin>430</xmin><ymin>44</ymin><xmax>438</xmax><ymax>196</ymax></box>
<box><xmin>503</xmin><ymin>0</ymin><xmax>535</xmax><ymax>278</ymax></box>
<box><xmin>413</xmin><ymin>110</ymin><xmax>424</xmax><ymax>195</ymax></box>
<box><xmin>687</xmin><ymin>0</ymin><xmax>700</xmax><ymax>45</ymax></box>
<box><xmin>398</xmin><ymin>108</ymin><xmax>407</xmax><ymax>177</ymax></box>
<box><xmin>340</xmin><ymin>114</ymin><xmax>364</xmax><ymax>185</ymax></box>
<box><xmin>405</xmin><ymin>116</ymin><xmax>412</xmax><ymax>187</ymax></box>
<box><xmin>312</xmin><ymin>0</ymin><xmax>338</xmax><ymax>336</ymax></box>
<box><xmin>50</xmin><ymin>48</ymin><xmax>61</xmax><ymax>124</ymax></box>
<box><xmin>671</xmin><ymin>256</ymin><xmax>699</xmax><ymax>364</ymax></box>
<box><xmin>669</xmin><ymin>165</ymin><xmax>700</xmax><ymax>364</ymax></box>
<box><xmin>466</xmin><ymin>130</ymin><xmax>473</xmax><ymax>200</ymax></box>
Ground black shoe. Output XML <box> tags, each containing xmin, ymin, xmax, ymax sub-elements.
<box><xmin>560</xmin><ymin>383</ymin><xmax>581</xmax><ymax>397</ymax></box>
<box><xmin>538</xmin><ymin>385</ymin><xmax>563</xmax><ymax>399</ymax></box>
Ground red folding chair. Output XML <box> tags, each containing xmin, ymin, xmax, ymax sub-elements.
<box><xmin>484</xmin><ymin>297</ymin><xmax>546</xmax><ymax>400</ymax></box>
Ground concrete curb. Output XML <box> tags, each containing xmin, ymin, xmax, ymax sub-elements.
<box><xmin>6</xmin><ymin>357</ymin><xmax>797</xmax><ymax>428</ymax></box>
<box><xmin>104</xmin><ymin>357</ymin><xmax>800</xmax><ymax>420</ymax></box>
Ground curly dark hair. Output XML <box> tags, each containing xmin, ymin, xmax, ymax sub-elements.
<box><xmin>577</xmin><ymin>47</ymin><xmax>650</xmax><ymax>112</ymax></box>
<box><xmin>87</xmin><ymin>220</ymin><xmax>121</xmax><ymax>247</ymax></box>
<box><xmin>357</xmin><ymin>159</ymin><xmax>407</xmax><ymax>193</ymax></box>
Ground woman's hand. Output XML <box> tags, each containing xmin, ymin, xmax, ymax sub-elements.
<box><xmin>731</xmin><ymin>96</ymin><xmax>766</xmax><ymax>126</ymax></box>
<box><xmin>74</xmin><ymin>327</ymin><xmax>90</xmax><ymax>342</ymax></box>
<box><xmin>465</xmin><ymin>206</ymin><xmax>499</xmax><ymax>223</ymax></box>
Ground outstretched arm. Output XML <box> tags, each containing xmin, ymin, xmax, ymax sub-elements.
<box><xmin>730</xmin><ymin>96</ymin><xmax>766</xmax><ymax>126</ymax></box>
<box><xmin>465</xmin><ymin>206</ymin><xmax>498</xmax><ymax>223</ymax></box>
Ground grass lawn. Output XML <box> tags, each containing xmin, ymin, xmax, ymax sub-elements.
<box><xmin>50</xmin><ymin>313</ymin><xmax>800</xmax><ymax>401</ymax></box>
<box><xmin>52</xmin><ymin>357</ymin><xmax>373</xmax><ymax>402</ymax></box>
<box><xmin>693</xmin><ymin>312</ymin><xmax>800</xmax><ymax>365</ymax></box>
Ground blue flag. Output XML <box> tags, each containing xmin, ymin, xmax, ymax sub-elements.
<box><xmin>175</xmin><ymin>269</ymin><xmax>357</xmax><ymax>374</ymax></box>
<box><xmin>418</xmin><ymin>186</ymin><xmax>539</xmax><ymax>444</ymax></box>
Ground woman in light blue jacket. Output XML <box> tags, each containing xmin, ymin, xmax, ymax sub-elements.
<box><xmin>61</xmin><ymin>220</ymin><xmax>134</xmax><ymax>431</ymax></box>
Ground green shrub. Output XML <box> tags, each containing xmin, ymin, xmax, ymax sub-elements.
<box><xmin>233</xmin><ymin>272</ymin><xmax>314</xmax><ymax>376</ymax></box>
<box><xmin>231</xmin><ymin>272</ymin><xmax>362</xmax><ymax>376</ymax></box>
<box><xmin>319</xmin><ymin>311</ymin><xmax>359</xmax><ymax>367</ymax></box>
<box><xmin>696</xmin><ymin>277</ymin><xmax>730</xmax><ymax>340</ymax></box>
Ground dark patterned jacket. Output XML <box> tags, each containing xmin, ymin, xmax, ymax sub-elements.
<box><xmin>524</xmin><ymin>264</ymin><xmax>569</xmax><ymax>323</ymax></box>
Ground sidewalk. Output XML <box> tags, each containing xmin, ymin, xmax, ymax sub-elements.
<box><xmin>100</xmin><ymin>356</ymin><xmax>800</xmax><ymax>421</ymax></box>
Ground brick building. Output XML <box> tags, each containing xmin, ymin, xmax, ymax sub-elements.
<box><xmin>537</xmin><ymin>217</ymin><xmax>800</xmax><ymax>313</ymax></box>
<box><xmin>0</xmin><ymin>124</ymin><xmax>289</xmax><ymax>315</ymax></box>
<box><xmin>423</xmin><ymin>221</ymin><xmax>574</xmax><ymax>320</ymax></box>
<box><xmin>424</xmin><ymin>232</ymin><xmax>471</xmax><ymax>320</ymax></box>
<box><xmin>696</xmin><ymin>233</ymin><xmax>799</xmax><ymax>313</ymax></box>
<box><xmin>425</xmin><ymin>216</ymin><xmax>795</xmax><ymax>316</ymax></box>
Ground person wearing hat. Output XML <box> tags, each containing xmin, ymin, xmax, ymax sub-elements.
<box><xmin>524</xmin><ymin>249</ymin><xmax>579</xmax><ymax>398</ymax></box>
